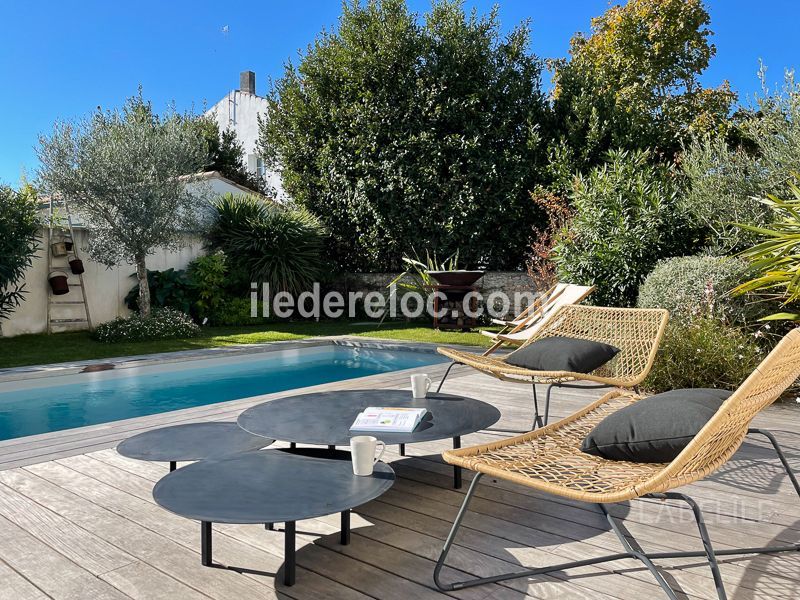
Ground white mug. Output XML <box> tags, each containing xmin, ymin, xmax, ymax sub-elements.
<box><xmin>350</xmin><ymin>435</ymin><xmax>386</xmax><ymax>476</ymax></box>
<box><xmin>411</xmin><ymin>374</ymin><xmax>432</xmax><ymax>399</ymax></box>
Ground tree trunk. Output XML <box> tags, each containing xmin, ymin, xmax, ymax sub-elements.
<box><xmin>136</xmin><ymin>255</ymin><xmax>151</xmax><ymax>318</ymax></box>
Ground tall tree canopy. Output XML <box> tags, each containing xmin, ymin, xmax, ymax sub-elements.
<box><xmin>37</xmin><ymin>93</ymin><xmax>208</xmax><ymax>317</ymax></box>
<box><xmin>260</xmin><ymin>0</ymin><xmax>550</xmax><ymax>271</ymax></box>
<box><xmin>550</xmin><ymin>0</ymin><xmax>735</xmax><ymax>182</ymax></box>
<box><xmin>193</xmin><ymin>116</ymin><xmax>264</xmax><ymax>194</ymax></box>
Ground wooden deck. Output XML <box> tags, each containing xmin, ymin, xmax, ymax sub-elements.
<box><xmin>0</xmin><ymin>357</ymin><xmax>799</xmax><ymax>599</ymax></box>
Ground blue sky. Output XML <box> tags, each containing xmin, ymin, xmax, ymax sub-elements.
<box><xmin>1</xmin><ymin>0</ymin><xmax>798</xmax><ymax>186</ymax></box>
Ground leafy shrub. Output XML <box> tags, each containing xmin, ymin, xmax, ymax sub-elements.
<box><xmin>0</xmin><ymin>185</ymin><xmax>40</xmax><ymax>320</ymax></box>
<box><xmin>92</xmin><ymin>308</ymin><xmax>200</xmax><ymax>343</ymax></box>
<box><xmin>637</xmin><ymin>256</ymin><xmax>759</xmax><ymax>325</ymax></box>
<box><xmin>206</xmin><ymin>194</ymin><xmax>326</xmax><ymax>294</ymax></box>
<box><xmin>644</xmin><ymin>318</ymin><xmax>763</xmax><ymax>394</ymax></box>
<box><xmin>210</xmin><ymin>297</ymin><xmax>271</xmax><ymax>327</ymax></box>
<box><xmin>187</xmin><ymin>253</ymin><xmax>228</xmax><ymax>319</ymax></box>
<box><xmin>553</xmin><ymin>150</ymin><xmax>702</xmax><ymax>306</ymax></box>
<box><xmin>124</xmin><ymin>268</ymin><xmax>194</xmax><ymax>314</ymax></box>
<box><xmin>681</xmin><ymin>70</ymin><xmax>800</xmax><ymax>254</ymax></box>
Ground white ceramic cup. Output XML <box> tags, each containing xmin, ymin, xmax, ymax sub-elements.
<box><xmin>350</xmin><ymin>436</ymin><xmax>386</xmax><ymax>476</ymax></box>
<box><xmin>411</xmin><ymin>374</ymin><xmax>432</xmax><ymax>399</ymax></box>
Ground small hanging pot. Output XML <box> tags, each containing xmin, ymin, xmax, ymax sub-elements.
<box><xmin>50</xmin><ymin>240</ymin><xmax>68</xmax><ymax>257</ymax></box>
<box><xmin>68</xmin><ymin>255</ymin><xmax>84</xmax><ymax>275</ymax></box>
<box><xmin>48</xmin><ymin>270</ymin><xmax>69</xmax><ymax>295</ymax></box>
<box><xmin>63</xmin><ymin>234</ymin><xmax>74</xmax><ymax>251</ymax></box>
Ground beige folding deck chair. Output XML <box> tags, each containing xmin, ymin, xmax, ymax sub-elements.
<box><xmin>437</xmin><ymin>304</ymin><xmax>669</xmax><ymax>429</ymax></box>
<box><xmin>480</xmin><ymin>282</ymin><xmax>595</xmax><ymax>354</ymax></box>
<box><xmin>434</xmin><ymin>328</ymin><xmax>800</xmax><ymax>598</ymax></box>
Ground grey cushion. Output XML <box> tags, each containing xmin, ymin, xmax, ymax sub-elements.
<box><xmin>506</xmin><ymin>336</ymin><xmax>620</xmax><ymax>373</ymax></box>
<box><xmin>581</xmin><ymin>388</ymin><xmax>733</xmax><ymax>463</ymax></box>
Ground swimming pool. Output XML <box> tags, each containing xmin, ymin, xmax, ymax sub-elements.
<box><xmin>0</xmin><ymin>345</ymin><xmax>446</xmax><ymax>442</ymax></box>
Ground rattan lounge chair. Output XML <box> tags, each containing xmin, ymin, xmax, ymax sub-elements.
<box><xmin>437</xmin><ymin>304</ymin><xmax>669</xmax><ymax>428</ymax></box>
<box><xmin>481</xmin><ymin>282</ymin><xmax>595</xmax><ymax>354</ymax></box>
<box><xmin>434</xmin><ymin>328</ymin><xmax>800</xmax><ymax>599</ymax></box>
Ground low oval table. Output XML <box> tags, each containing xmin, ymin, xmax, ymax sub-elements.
<box><xmin>153</xmin><ymin>448</ymin><xmax>394</xmax><ymax>586</ymax></box>
<box><xmin>117</xmin><ymin>422</ymin><xmax>271</xmax><ymax>472</ymax></box>
<box><xmin>237</xmin><ymin>390</ymin><xmax>501</xmax><ymax>488</ymax></box>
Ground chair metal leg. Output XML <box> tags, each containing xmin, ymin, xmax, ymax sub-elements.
<box><xmin>748</xmin><ymin>428</ymin><xmax>800</xmax><ymax>499</ymax></box>
<box><xmin>531</xmin><ymin>385</ymin><xmax>543</xmax><ymax>430</ymax></box>
<box><xmin>433</xmin><ymin>478</ymin><xmax>800</xmax><ymax>595</ymax></box>
<box><xmin>543</xmin><ymin>384</ymin><xmax>554</xmax><ymax>426</ymax></box>
<box><xmin>436</xmin><ymin>362</ymin><xmax>459</xmax><ymax>393</ymax></box>
<box><xmin>599</xmin><ymin>503</ymin><xmax>679</xmax><ymax>600</ymax></box>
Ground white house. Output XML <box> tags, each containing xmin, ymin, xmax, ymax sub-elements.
<box><xmin>204</xmin><ymin>71</ymin><xmax>285</xmax><ymax>200</ymax></box>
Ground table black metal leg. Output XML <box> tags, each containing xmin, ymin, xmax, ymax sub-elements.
<box><xmin>341</xmin><ymin>510</ymin><xmax>351</xmax><ymax>545</ymax></box>
<box><xmin>289</xmin><ymin>442</ymin><xmax>296</xmax><ymax>449</ymax></box>
<box><xmin>399</xmin><ymin>443</ymin><xmax>406</xmax><ymax>456</ymax></box>
<box><xmin>266</xmin><ymin>523</ymin><xmax>274</xmax><ymax>531</ymax></box>
<box><xmin>201</xmin><ymin>521</ymin><xmax>212</xmax><ymax>566</ymax></box>
<box><xmin>327</xmin><ymin>444</ymin><xmax>335</xmax><ymax>451</ymax></box>
<box><xmin>284</xmin><ymin>521</ymin><xmax>296</xmax><ymax>586</ymax></box>
<box><xmin>169</xmin><ymin>461</ymin><xmax>177</xmax><ymax>472</ymax></box>
<box><xmin>453</xmin><ymin>437</ymin><xmax>462</xmax><ymax>489</ymax></box>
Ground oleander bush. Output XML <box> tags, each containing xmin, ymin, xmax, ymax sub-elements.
<box><xmin>637</xmin><ymin>255</ymin><xmax>760</xmax><ymax>326</ymax></box>
<box><xmin>552</xmin><ymin>150</ymin><xmax>702</xmax><ymax>306</ymax></box>
<box><xmin>92</xmin><ymin>308</ymin><xmax>200</xmax><ymax>343</ymax></box>
<box><xmin>644</xmin><ymin>318</ymin><xmax>763</xmax><ymax>393</ymax></box>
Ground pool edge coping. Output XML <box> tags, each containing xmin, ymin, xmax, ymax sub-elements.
<box><xmin>0</xmin><ymin>335</ymin><xmax>471</xmax><ymax>384</ymax></box>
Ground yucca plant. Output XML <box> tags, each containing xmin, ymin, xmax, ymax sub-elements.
<box><xmin>734</xmin><ymin>178</ymin><xmax>800</xmax><ymax>321</ymax></box>
<box><xmin>206</xmin><ymin>194</ymin><xmax>326</xmax><ymax>294</ymax></box>
<box><xmin>387</xmin><ymin>250</ymin><xmax>461</xmax><ymax>296</ymax></box>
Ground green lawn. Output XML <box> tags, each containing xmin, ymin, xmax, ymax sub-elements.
<box><xmin>0</xmin><ymin>321</ymin><xmax>497</xmax><ymax>369</ymax></box>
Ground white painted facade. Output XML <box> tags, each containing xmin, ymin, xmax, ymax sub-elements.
<box><xmin>2</xmin><ymin>173</ymin><xmax>263</xmax><ymax>338</ymax></box>
<box><xmin>204</xmin><ymin>73</ymin><xmax>285</xmax><ymax>200</ymax></box>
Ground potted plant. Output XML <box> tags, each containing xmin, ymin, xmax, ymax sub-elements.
<box><xmin>68</xmin><ymin>253</ymin><xmax>84</xmax><ymax>275</ymax></box>
<box><xmin>48</xmin><ymin>270</ymin><xmax>69</xmax><ymax>295</ymax></box>
<box><xmin>63</xmin><ymin>234</ymin><xmax>74</xmax><ymax>251</ymax></box>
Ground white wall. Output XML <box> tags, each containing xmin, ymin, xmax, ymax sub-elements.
<box><xmin>3</xmin><ymin>229</ymin><xmax>204</xmax><ymax>338</ymax></box>
<box><xmin>1</xmin><ymin>174</ymin><xmax>259</xmax><ymax>338</ymax></box>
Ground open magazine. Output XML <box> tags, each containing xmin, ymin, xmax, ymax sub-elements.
<box><xmin>350</xmin><ymin>407</ymin><xmax>428</xmax><ymax>433</ymax></box>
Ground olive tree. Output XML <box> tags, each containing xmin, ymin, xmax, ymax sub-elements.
<box><xmin>37</xmin><ymin>94</ymin><xmax>208</xmax><ymax>317</ymax></box>
<box><xmin>0</xmin><ymin>185</ymin><xmax>40</xmax><ymax>324</ymax></box>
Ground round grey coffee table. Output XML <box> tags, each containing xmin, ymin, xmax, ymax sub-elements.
<box><xmin>153</xmin><ymin>448</ymin><xmax>394</xmax><ymax>586</ymax></box>
<box><xmin>237</xmin><ymin>390</ymin><xmax>500</xmax><ymax>488</ymax></box>
<box><xmin>117</xmin><ymin>422</ymin><xmax>271</xmax><ymax>472</ymax></box>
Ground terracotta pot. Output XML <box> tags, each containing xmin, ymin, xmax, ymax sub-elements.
<box><xmin>68</xmin><ymin>258</ymin><xmax>85</xmax><ymax>275</ymax></box>
<box><xmin>64</xmin><ymin>235</ymin><xmax>74</xmax><ymax>251</ymax></box>
<box><xmin>48</xmin><ymin>271</ymin><xmax>69</xmax><ymax>295</ymax></box>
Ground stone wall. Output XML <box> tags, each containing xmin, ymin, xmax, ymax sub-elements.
<box><xmin>337</xmin><ymin>271</ymin><xmax>538</xmax><ymax>319</ymax></box>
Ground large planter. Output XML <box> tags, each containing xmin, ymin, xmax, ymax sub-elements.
<box><xmin>68</xmin><ymin>257</ymin><xmax>85</xmax><ymax>275</ymax></box>
<box><xmin>427</xmin><ymin>270</ymin><xmax>484</xmax><ymax>287</ymax></box>
<box><xmin>48</xmin><ymin>270</ymin><xmax>69</xmax><ymax>295</ymax></box>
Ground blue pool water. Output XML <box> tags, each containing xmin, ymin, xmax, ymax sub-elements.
<box><xmin>0</xmin><ymin>345</ymin><xmax>446</xmax><ymax>442</ymax></box>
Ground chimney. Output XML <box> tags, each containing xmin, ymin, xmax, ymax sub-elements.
<box><xmin>240</xmin><ymin>70</ymin><xmax>256</xmax><ymax>95</ymax></box>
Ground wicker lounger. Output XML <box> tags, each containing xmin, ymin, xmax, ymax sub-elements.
<box><xmin>434</xmin><ymin>328</ymin><xmax>800</xmax><ymax>599</ymax></box>
<box><xmin>437</xmin><ymin>304</ymin><xmax>670</xmax><ymax>428</ymax></box>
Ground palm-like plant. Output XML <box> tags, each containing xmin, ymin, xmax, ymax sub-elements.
<box><xmin>207</xmin><ymin>194</ymin><xmax>326</xmax><ymax>294</ymax></box>
<box><xmin>734</xmin><ymin>178</ymin><xmax>800</xmax><ymax>320</ymax></box>
<box><xmin>387</xmin><ymin>250</ymin><xmax>460</xmax><ymax>296</ymax></box>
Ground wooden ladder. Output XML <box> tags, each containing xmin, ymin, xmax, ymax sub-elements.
<box><xmin>46</xmin><ymin>197</ymin><xmax>93</xmax><ymax>333</ymax></box>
